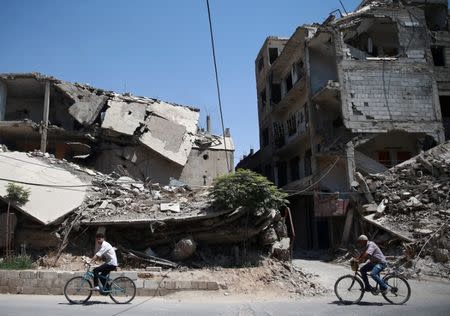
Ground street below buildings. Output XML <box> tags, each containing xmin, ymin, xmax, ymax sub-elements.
<box><xmin>1</xmin><ymin>259</ymin><xmax>449</xmax><ymax>316</ymax></box>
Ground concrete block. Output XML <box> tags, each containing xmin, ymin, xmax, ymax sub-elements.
<box><xmin>40</xmin><ymin>279</ymin><xmax>54</xmax><ymax>289</ymax></box>
<box><xmin>190</xmin><ymin>281</ymin><xmax>199</xmax><ymax>290</ymax></box>
<box><xmin>0</xmin><ymin>277</ymin><xmax>9</xmax><ymax>286</ymax></box>
<box><xmin>19</xmin><ymin>271</ymin><xmax>37</xmax><ymax>279</ymax></box>
<box><xmin>58</xmin><ymin>272</ymin><xmax>74</xmax><ymax>280</ymax></box>
<box><xmin>207</xmin><ymin>282</ymin><xmax>219</xmax><ymax>290</ymax></box>
<box><xmin>22</xmin><ymin>279</ymin><xmax>38</xmax><ymax>287</ymax></box>
<box><xmin>137</xmin><ymin>288</ymin><xmax>157</xmax><ymax>296</ymax></box>
<box><xmin>8</xmin><ymin>279</ymin><xmax>23</xmax><ymax>289</ymax></box>
<box><xmin>133</xmin><ymin>279</ymin><xmax>144</xmax><ymax>288</ymax></box>
<box><xmin>39</xmin><ymin>271</ymin><xmax>58</xmax><ymax>279</ymax></box>
<box><xmin>175</xmin><ymin>281</ymin><xmax>191</xmax><ymax>290</ymax></box>
<box><xmin>21</xmin><ymin>287</ymin><xmax>35</xmax><ymax>295</ymax></box>
<box><xmin>143</xmin><ymin>280</ymin><xmax>159</xmax><ymax>290</ymax></box>
<box><xmin>4</xmin><ymin>271</ymin><xmax>20</xmax><ymax>279</ymax></box>
<box><xmin>162</xmin><ymin>280</ymin><xmax>176</xmax><ymax>290</ymax></box>
<box><xmin>121</xmin><ymin>271</ymin><xmax>138</xmax><ymax>280</ymax></box>
<box><xmin>35</xmin><ymin>287</ymin><xmax>51</xmax><ymax>295</ymax></box>
<box><xmin>197</xmin><ymin>281</ymin><xmax>207</xmax><ymax>290</ymax></box>
<box><xmin>0</xmin><ymin>286</ymin><xmax>10</xmax><ymax>293</ymax></box>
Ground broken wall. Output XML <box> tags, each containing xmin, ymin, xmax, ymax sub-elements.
<box><xmin>356</xmin><ymin>131</ymin><xmax>425</xmax><ymax>167</ymax></box>
<box><xmin>336</xmin><ymin>7</ymin><xmax>444</xmax><ymax>141</ymax></box>
<box><xmin>309</xmin><ymin>46</ymin><xmax>338</xmax><ymax>95</ymax></box>
<box><xmin>101</xmin><ymin>98</ymin><xmax>199</xmax><ymax>167</ymax></box>
<box><xmin>93</xmin><ymin>143</ymin><xmax>183</xmax><ymax>184</ymax></box>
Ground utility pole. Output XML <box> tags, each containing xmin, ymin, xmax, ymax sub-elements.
<box><xmin>40</xmin><ymin>81</ymin><xmax>50</xmax><ymax>153</ymax></box>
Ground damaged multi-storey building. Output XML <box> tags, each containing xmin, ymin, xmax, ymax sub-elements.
<box><xmin>0</xmin><ymin>72</ymin><xmax>234</xmax><ymax>187</ymax></box>
<box><xmin>237</xmin><ymin>0</ymin><xmax>450</xmax><ymax>250</ymax></box>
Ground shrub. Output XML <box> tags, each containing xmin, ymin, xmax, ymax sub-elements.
<box><xmin>6</xmin><ymin>183</ymin><xmax>30</xmax><ymax>206</ymax></box>
<box><xmin>209</xmin><ymin>169</ymin><xmax>289</xmax><ymax>211</ymax></box>
<box><xmin>0</xmin><ymin>255</ymin><xmax>34</xmax><ymax>270</ymax></box>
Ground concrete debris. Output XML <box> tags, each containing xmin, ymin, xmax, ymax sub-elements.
<box><xmin>6</xmin><ymin>151</ymin><xmax>290</xmax><ymax>267</ymax></box>
<box><xmin>0</xmin><ymin>151</ymin><xmax>87</xmax><ymax>225</ymax></box>
<box><xmin>160</xmin><ymin>202</ymin><xmax>181</xmax><ymax>213</ymax></box>
<box><xmin>0</xmin><ymin>72</ymin><xmax>234</xmax><ymax>187</ymax></box>
<box><xmin>270</xmin><ymin>238</ymin><xmax>291</xmax><ymax>261</ymax></box>
<box><xmin>171</xmin><ymin>237</ymin><xmax>197</xmax><ymax>261</ymax></box>
<box><xmin>359</xmin><ymin>141</ymin><xmax>450</xmax><ymax>278</ymax></box>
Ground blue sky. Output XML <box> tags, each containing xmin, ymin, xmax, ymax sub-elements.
<box><xmin>0</xmin><ymin>0</ymin><xmax>362</xmax><ymax>164</ymax></box>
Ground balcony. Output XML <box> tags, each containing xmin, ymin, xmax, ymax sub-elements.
<box><xmin>311</xmin><ymin>80</ymin><xmax>340</xmax><ymax>109</ymax></box>
<box><xmin>272</xmin><ymin>76</ymin><xmax>307</xmax><ymax>116</ymax></box>
<box><xmin>275</xmin><ymin>125</ymin><xmax>309</xmax><ymax>157</ymax></box>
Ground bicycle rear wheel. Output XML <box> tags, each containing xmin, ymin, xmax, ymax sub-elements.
<box><xmin>334</xmin><ymin>274</ymin><xmax>364</xmax><ymax>304</ymax></box>
<box><xmin>64</xmin><ymin>276</ymin><xmax>92</xmax><ymax>304</ymax></box>
<box><xmin>109</xmin><ymin>276</ymin><xmax>136</xmax><ymax>304</ymax></box>
<box><xmin>382</xmin><ymin>274</ymin><xmax>411</xmax><ymax>305</ymax></box>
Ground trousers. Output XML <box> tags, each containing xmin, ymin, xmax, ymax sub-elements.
<box><xmin>360</xmin><ymin>262</ymin><xmax>388</xmax><ymax>290</ymax></box>
<box><xmin>93</xmin><ymin>263</ymin><xmax>117</xmax><ymax>287</ymax></box>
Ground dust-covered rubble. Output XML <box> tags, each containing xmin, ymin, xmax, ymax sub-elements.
<box><xmin>358</xmin><ymin>141</ymin><xmax>450</xmax><ymax>278</ymax></box>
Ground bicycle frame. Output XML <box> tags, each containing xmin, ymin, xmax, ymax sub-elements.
<box><xmin>79</xmin><ymin>263</ymin><xmax>114</xmax><ymax>293</ymax></box>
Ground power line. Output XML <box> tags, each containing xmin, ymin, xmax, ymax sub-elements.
<box><xmin>205</xmin><ymin>0</ymin><xmax>231</xmax><ymax>172</ymax></box>
<box><xmin>287</xmin><ymin>157</ymin><xmax>340</xmax><ymax>197</ymax></box>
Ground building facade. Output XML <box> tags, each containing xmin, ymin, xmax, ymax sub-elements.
<box><xmin>237</xmin><ymin>0</ymin><xmax>450</xmax><ymax>250</ymax></box>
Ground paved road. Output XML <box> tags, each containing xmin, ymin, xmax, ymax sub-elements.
<box><xmin>1</xmin><ymin>278</ymin><xmax>449</xmax><ymax>316</ymax></box>
<box><xmin>1</xmin><ymin>259</ymin><xmax>449</xmax><ymax>315</ymax></box>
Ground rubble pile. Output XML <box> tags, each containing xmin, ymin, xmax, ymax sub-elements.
<box><xmin>360</xmin><ymin>142</ymin><xmax>450</xmax><ymax>278</ymax></box>
<box><xmin>27</xmin><ymin>150</ymin><xmax>290</xmax><ymax>265</ymax></box>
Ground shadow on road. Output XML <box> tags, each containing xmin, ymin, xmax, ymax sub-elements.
<box><xmin>329</xmin><ymin>300</ymin><xmax>385</xmax><ymax>306</ymax></box>
<box><xmin>58</xmin><ymin>300</ymin><xmax>111</xmax><ymax>306</ymax></box>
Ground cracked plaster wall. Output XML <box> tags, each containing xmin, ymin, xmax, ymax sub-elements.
<box><xmin>336</xmin><ymin>7</ymin><xmax>445</xmax><ymax>142</ymax></box>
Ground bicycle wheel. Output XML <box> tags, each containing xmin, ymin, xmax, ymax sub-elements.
<box><xmin>64</xmin><ymin>276</ymin><xmax>92</xmax><ymax>304</ymax></box>
<box><xmin>382</xmin><ymin>274</ymin><xmax>411</xmax><ymax>305</ymax></box>
<box><xmin>334</xmin><ymin>274</ymin><xmax>365</xmax><ymax>304</ymax></box>
<box><xmin>109</xmin><ymin>276</ymin><xmax>136</xmax><ymax>304</ymax></box>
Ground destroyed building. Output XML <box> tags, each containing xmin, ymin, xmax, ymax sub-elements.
<box><xmin>237</xmin><ymin>0</ymin><xmax>450</xmax><ymax>250</ymax></box>
<box><xmin>0</xmin><ymin>72</ymin><xmax>234</xmax><ymax>187</ymax></box>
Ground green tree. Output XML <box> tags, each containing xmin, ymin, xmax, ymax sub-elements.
<box><xmin>209</xmin><ymin>169</ymin><xmax>288</xmax><ymax>211</ymax></box>
<box><xmin>4</xmin><ymin>183</ymin><xmax>30</xmax><ymax>257</ymax></box>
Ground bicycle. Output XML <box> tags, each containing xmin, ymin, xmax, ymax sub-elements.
<box><xmin>334</xmin><ymin>260</ymin><xmax>411</xmax><ymax>305</ymax></box>
<box><xmin>64</xmin><ymin>262</ymin><xmax>136</xmax><ymax>304</ymax></box>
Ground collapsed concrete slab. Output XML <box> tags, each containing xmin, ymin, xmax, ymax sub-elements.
<box><xmin>0</xmin><ymin>72</ymin><xmax>233</xmax><ymax>186</ymax></box>
<box><xmin>55</xmin><ymin>82</ymin><xmax>108</xmax><ymax>126</ymax></box>
<box><xmin>0</xmin><ymin>151</ymin><xmax>87</xmax><ymax>224</ymax></box>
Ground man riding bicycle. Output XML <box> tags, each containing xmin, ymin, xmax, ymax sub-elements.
<box><xmin>354</xmin><ymin>234</ymin><xmax>388</xmax><ymax>294</ymax></box>
<box><xmin>89</xmin><ymin>232</ymin><xmax>118</xmax><ymax>291</ymax></box>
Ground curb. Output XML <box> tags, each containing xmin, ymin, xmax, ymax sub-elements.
<box><xmin>0</xmin><ymin>269</ymin><xmax>220</xmax><ymax>296</ymax></box>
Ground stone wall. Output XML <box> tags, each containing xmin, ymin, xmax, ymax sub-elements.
<box><xmin>0</xmin><ymin>269</ymin><xmax>219</xmax><ymax>296</ymax></box>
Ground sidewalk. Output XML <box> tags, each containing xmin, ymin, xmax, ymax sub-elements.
<box><xmin>0</xmin><ymin>269</ymin><xmax>219</xmax><ymax>296</ymax></box>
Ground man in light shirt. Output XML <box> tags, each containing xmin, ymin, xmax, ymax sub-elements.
<box><xmin>90</xmin><ymin>232</ymin><xmax>118</xmax><ymax>290</ymax></box>
<box><xmin>355</xmin><ymin>234</ymin><xmax>388</xmax><ymax>294</ymax></box>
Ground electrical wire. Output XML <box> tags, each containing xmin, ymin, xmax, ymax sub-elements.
<box><xmin>287</xmin><ymin>157</ymin><xmax>340</xmax><ymax>197</ymax></box>
<box><xmin>205</xmin><ymin>0</ymin><xmax>231</xmax><ymax>172</ymax></box>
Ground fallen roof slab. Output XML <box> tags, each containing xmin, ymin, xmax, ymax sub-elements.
<box><xmin>0</xmin><ymin>152</ymin><xmax>87</xmax><ymax>225</ymax></box>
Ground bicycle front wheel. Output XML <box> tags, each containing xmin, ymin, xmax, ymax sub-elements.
<box><xmin>64</xmin><ymin>276</ymin><xmax>92</xmax><ymax>304</ymax></box>
<box><xmin>334</xmin><ymin>274</ymin><xmax>364</xmax><ymax>304</ymax></box>
<box><xmin>382</xmin><ymin>274</ymin><xmax>411</xmax><ymax>305</ymax></box>
<box><xmin>109</xmin><ymin>276</ymin><xmax>136</xmax><ymax>304</ymax></box>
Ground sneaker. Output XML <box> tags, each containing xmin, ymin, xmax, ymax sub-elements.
<box><xmin>93</xmin><ymin>286</ymin><xmax>100</xmax><ymax>291</ymax></box>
